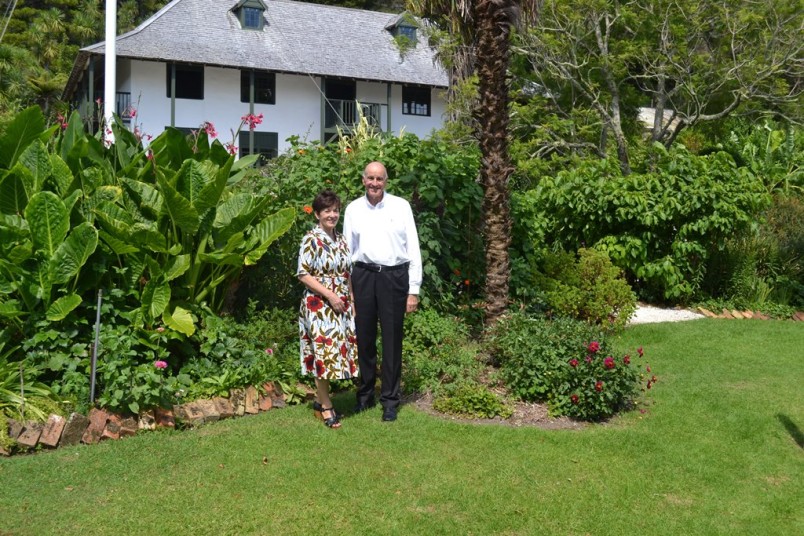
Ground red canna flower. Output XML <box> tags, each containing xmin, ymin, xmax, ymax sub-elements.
<box><xmin>604</xmin><ymin>356</ymin><xmax>616</xmax><ymax>369</ymax></box>
<box><xmin>588</xmin><ymin>341</ymin><xmax>600</xmax><ymax>353</ymax></box>
<box><xmin>569</xmin><ymin>359</ymin><xmax>579</xmax><ymax>368</ymax></box>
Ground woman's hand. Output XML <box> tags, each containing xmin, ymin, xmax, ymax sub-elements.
<box><xmin>328</xmin><ymin>292</ymin><xmax>347</xmax><ymax>314</ymax></box>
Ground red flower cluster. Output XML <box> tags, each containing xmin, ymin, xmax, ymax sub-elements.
<box><xmin>595</xmin><ymin>381</ymin><xmax>604</xmax><ymax>392</ymax></box>
<box><xmin>569</xmin><ymin>358</ymin><xmax>579</xmax><ymax>368</ymax></box>
<box><xmin>637</xmin><ymin>346</ymin><xmax>644</xmax><ymax>357</ymax></box>
<box><xmin>306</xmin><ymin>295</ymin><xmax>323</xmax><ymax>312</ymax></box>
<box><xmin>588</xmin><ymin>341</ymin><xmax>600</xmax><ymax>353</ymax></box>
<box><xmin>570</xmin><ymin>394</ymin><xmax>579</xmax><ymax>404</ymax></box>
<box><xmin>241</xmin><ymin>112</ymin><xmax>264</xmax><ymax>130</ymax></box>
<box><xmin>202</xmin><ymin>121</ymin><xmax>217</xmax><ymax>138</ymax></box>
<box><xmin>604</xmin><ymin>356</ymin><xmax>616</xmax><ymax>369</ymax></box>
<box><xmin>623</xmin><ymin>354</ymin><xmax>631</xmax><ymax>365</ymax></box>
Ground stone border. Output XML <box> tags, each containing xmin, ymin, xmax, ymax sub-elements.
<box><xmin>695</xmin><ymin>307</ymin><xmax>804</xmax><ymax>321</ymax></box>
<box><xmin>1</xmin><ymin>382</ymin><xmax>288</xmax><ymax>457</ymax></box>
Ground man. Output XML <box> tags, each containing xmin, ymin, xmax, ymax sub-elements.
<box><xmin>343</xmin><ymin>161</ymin><xmax>422</xmax><ymax>422</ymax></box>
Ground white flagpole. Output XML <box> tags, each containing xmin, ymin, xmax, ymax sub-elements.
<box><xmin>103</xmin><ymin>0</ymin><xmax>117</xmax><ymax>144</ymax></box>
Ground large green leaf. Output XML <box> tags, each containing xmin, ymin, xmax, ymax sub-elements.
<box><xmin>121</xmin><ymin>178</ymin><xmax>163</xmax><ymax>218</ymax></box>
<box><xmin>18</xmin><ymin>140</ymin><xmax>51</xmax><ymax>193</ymax></box>
<box><xmin>141</xmin><ymin>279</ymin><xmax>171</xmax><ymax>320</ymax></box>
<box><xmin>25</xmin><ymin>191</ymin><xmax>69</xmax><ymax>257</ymax></box>
<box><xmin>98</xmin><ymin>230</ymin><xmax>140</xmax><ymax>255</ymax></box>
<box><xmin>0</xmin><ymin>106</ymin><xmax>46</xmax><ymax>169</ymax></box>
<box><xmin>48</xmin><ymin>155</ymin><xmax>75</xmax><ymax>197</ymax></box>
<box><xmin>0</xmin><ymin>173</ymin><xmax>28</xmax><ymax>216</ymax></box>
<box><xmin>49</xmin><ymin>223</ymin><xmax>99</xmax><ymax>284</ymax></box>
<box><xmin>147</xmin><ymin>128</ymin><xmax>194</xmax><ymax>171</ymax></box>
<box><xmin>163</xmin><ymin>305</ymin><xmax>195</xmax><ymax>336</ymax></box>
<box><xmin>45</xmin><ymin>293</ymin><xmax>82</xmax><ymax>321</ymax></box>
<box><xmin>197</xmin><ymin>252</ymin><xmax>243</xmax><ymax>266</ymax></box>
<box><xmin>164</xmin><ymin>255</ymin><xmax>191</xmax><ymax>281</ymax></box>
<box><xmin>158</xmin><ymin>174</ymin><xmax>199</xmax><ymax>235</ymax></box>
<box><xmin>244</xmin><ymin>207</ymin><xmax>295</xmax><ymax>265</ymax></box>
<box><xmin>0</xmin><ymin>300</ymin><xmax>23</xmax><ymax>319</ymax></box>
<box><xmin>176</xmin><ymin>159</ymin><xmax>215</xmax><ymax>208</ymax></box>
<box><xmin>130</xmin><ymin>223</ymin><xmax>168</xmax><ymax>253</ymax></box>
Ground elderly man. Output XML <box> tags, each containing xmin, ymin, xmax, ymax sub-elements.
<box><xmin>343</xmin><ymin>161</ymin><xmax>422</xmax><ymax>422</ymax></box>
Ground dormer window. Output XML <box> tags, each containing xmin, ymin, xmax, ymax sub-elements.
<box><xmin>233</xmin><ymin>0</ymin><xmax>265</xmax><ymax>31</ymax></box>
<box><xmin>386</xmin><ymin>12</ymin><xmax>418</xmax><ymax>44</ymax></box>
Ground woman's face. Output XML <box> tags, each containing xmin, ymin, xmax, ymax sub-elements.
<box><xmin>315</xmin><ymin>204</ymin><xmax>340</xmax><ymax>234</ymax></box>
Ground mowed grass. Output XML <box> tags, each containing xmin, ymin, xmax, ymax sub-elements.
<box><xmin>1</xmin><ymin>319</ymin><xmax>802</xmax><ymax>536</ymax></box>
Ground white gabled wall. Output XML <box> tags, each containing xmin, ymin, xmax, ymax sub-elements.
<box><xmin>121</xmin><ymin>60</ymin><xmax>445</xmax><ymax>154</ymax></box>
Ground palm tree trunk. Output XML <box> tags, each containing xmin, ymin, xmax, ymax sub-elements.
<box><xmin>474</xmin><ymin>0</ymin><xmax>514</xmax><ymax>325</ymax></box>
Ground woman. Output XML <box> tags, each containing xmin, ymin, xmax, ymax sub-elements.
<box><xmin>297</xmin><ymin>190</ymin><xmax>358</xmax><ymax>428</ymax></box>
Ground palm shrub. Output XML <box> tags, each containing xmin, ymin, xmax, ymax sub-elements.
<box><xmin>487</xmin><ymin>313</ymin><xmax>645</xmax><ymax>421</ymax></box>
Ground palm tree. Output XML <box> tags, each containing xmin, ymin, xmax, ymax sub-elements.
<box><xmin>408</xmin><ymin>0</ymin><xmax>540</xmax><ymax>324</ymax></box>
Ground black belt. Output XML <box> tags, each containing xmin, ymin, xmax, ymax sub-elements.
<box><xmin>354</xmin><ymin>261</ymin><xmax>409</xmax><ymax>273</ymax></box>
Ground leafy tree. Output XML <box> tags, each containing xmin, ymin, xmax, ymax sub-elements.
<box><xmin>513</xmin><ymin>0</ymin><xmax>802</xmax><ymax>174</ymax></box>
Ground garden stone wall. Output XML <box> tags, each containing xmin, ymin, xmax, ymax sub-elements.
<box><xmin>1</xmin><ymin>382</ymin><xmax>290</xmax><ymax>457</ymax></box>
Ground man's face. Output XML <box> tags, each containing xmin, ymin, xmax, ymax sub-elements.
<box><xmin>362</xmin><ymin>164</ymin><xmax>387</xmax><ymax>204</ymax></box>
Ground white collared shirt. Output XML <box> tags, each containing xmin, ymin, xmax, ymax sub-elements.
<box><xmin>343</xmin><ymin>192</ymin><xmax>422</xmax><ymax>294</ymax></box>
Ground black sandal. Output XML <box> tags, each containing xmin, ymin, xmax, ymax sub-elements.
<box><xmin>319</xmin><ymin>406</ymin><xmax>341</xmax><ymax>428</ymax></box>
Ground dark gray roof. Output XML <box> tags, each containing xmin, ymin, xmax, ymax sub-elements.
<box><xmin>65</xmin><ymin>0</ymin><xmax>447</xmax><ymax>97</ymax></box>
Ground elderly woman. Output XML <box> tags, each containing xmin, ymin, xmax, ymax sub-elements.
<box><xmin>297</xmin><ymin>190</ymin><xmax>358</xmax><ymax>428</ymax></box>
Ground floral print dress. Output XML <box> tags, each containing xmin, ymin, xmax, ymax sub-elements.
<box><xmin>297</xmin><ymin>226</ymin><xmax>358</xmax><ymax>380</ymax></box>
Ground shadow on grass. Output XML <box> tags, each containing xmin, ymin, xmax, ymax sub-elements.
<box><xmin>776</xmin><ymin>414</ymin><xmax>804</xmax><ymax>449</ymax></box>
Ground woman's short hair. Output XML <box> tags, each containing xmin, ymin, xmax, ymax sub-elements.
<box><xmin>312</xmin><ymin>189</ymin><xmax>341</xmax><ymax>213</ymax></box>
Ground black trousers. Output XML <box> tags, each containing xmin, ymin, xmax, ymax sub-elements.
<box><xmin>352</xmin><ymin>265</ymin><xmax>408</xmax><ymax>409</ymax></box>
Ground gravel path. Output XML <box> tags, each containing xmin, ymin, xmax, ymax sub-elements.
<box><xmin>628</xmin><ymin>304</ymin><xmax>705</xmax><ymax>325</ymax></box>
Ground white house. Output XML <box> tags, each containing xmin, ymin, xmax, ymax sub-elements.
<box><xmin>62</xmin><ymin>0</ymin><xmax>448</xmax><ymax>159</ymax></box>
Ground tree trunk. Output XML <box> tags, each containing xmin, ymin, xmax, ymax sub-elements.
<box><xmin>474</xmin><ymin>0</ymin><xmax>514</xmax><ymax>325</ymax></box>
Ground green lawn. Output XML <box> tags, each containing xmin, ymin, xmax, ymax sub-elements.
<box><xmin>1</xmin><ymin>319</ymin><xmax>802</xmax><ymax>536</ymax></box>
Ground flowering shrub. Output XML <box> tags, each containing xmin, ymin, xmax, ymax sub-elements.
<box><xmin>487</xmin><ymin>312</ymin><xmax>649</xmax><ymax>421</ymax></box>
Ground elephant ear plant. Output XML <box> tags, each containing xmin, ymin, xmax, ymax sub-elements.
<box><xmin>0</xmin><ymin>106</ymin><xmax>294</xmax><ymax>341</ymax></box>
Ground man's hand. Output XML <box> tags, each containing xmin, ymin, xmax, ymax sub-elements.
<box><xmin>406</xmin><ymin>294</ymin><xmax>418</xmax><ymax>314</ymax></box>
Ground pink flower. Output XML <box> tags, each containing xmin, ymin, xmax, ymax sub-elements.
<box><xmin>585</xmin><ymin>356</ymin><xmax>593</xmax><ymax>363</ymax></box>
<box><xmin>154</xmin><ymin>360</ymin><xmax>168</xmax><ymax>369</ymax></box>
<box><xmin>569</xmin><ymin>358</ymin><xmax>579</xmax><ymax>368</ymax></box>
<box><xmin>604</xmin><ymin>356</ymin><xmax>615</xmax><ymax>369</ymax></box>
<box><xmin>202</xmin><ymin>121</ymin><xmax>217</xmax><ymax>138</ymax></box>
<box><xmin>241</xmin><ymin>113</ymin><xmax>264</xmax><ymax>130</ymax></box>
<box><xmin>265</xmin><ymin>348</ymin><xmax>273</xmax><ymax>355</ymax></box>
<box><xmin>588</xmin><ymin>341</ymin><xmax>600</xmax><ymax>353</ymax></box>
<box><xmin>224</xmin><ymin>142</ymin><xmax>238</xmax><ymax>155</ymax></box>
<box><xmin>156</xmin><ymin>326</ymin><xmax>165</xmax><ymax>333</ymax></box>
<box><xmin>595</xmin><ymin>381</ymin><xmax>603</xmax><ymax>392</ymax></box>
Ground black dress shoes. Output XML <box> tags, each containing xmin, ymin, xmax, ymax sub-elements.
<box><xmin>353</xmin><ymin>399</ymin><xmax>376</xmax><ymax>414</ymax></box>
<box><xmin>381</xmin><ymin>407</ymin><xmax>397</xmax><ymax>422</ymax></box>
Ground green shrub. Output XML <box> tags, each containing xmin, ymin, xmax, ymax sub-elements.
<box><xmin>433</xmin><ymin>383</ymin><xmax>513</xmax><ymax>419</ymax></box>
<box><xmin>487</xmin><ymin>313</ymin><xmax>645</xmax><ymax>421</ymax></box>
<box><xmin>179</xmin><ymin>312</ymin><xmax>286</xmax><ymax>401</ymax></box>
<box><xmin>512</xmin><ymin>147</ymin><xmax>770</xmax><ymax>302</ymax></box>
<box><xmin>236</xmin><ymin>133</ymin><xmax>484</xmax><ymax>312</ymax></box>
<box><xmin>401</xmin><ymin>309</ymin><xmax>482</xmax><ymax>395</ymax></box>
<box><xmin>535</xmin><ymin>247</ymin><xmax>636</xmax><ymax>331</ymax></box>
